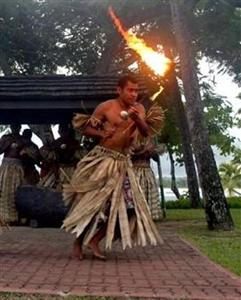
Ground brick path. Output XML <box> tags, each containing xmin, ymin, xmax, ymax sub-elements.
<box><xmin>0</xmin><ymin>226</ymin><xmax>240</xmax><ymax>299</ymax></box>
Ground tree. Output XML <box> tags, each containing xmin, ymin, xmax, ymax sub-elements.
<box><xmin>0</xmin><ymin>0</ymin><xmax>64</xmax><ymax>75</ymax></box>
<box><xmin>203</xmin><ymin>89</ymin><xmax>236</xmax><ymax>156</ymax></box>
<box><xmin>193</xmin><ymin>0</ymin><xmax>241</xmax><ymax>84</ymax></box>
<box><xmin>0</xmin><ymin>0</ymin><xmax>239</xmax><ymax>211</ymax></box>
<box><xmin>219</xmin><ymin>162</ymin><xmax>241</xmax><ymax>196</ymax></box>
<box><xmin>170</xmin><ymin>0</ymin><xmax>234</xmax><ymax>230</ymax></box>
<box><xmin>166</xmin><ymin>68</ymin><xmax>201</xmax><ymax>207</ymax></box>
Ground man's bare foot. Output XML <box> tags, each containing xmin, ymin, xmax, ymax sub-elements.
<box><xmin>72</xmin><ymin>240</ymin><xmax>84</xmax><ymax>260</ymax></box>
<box><xmin>88</xmin><ymin>242</ymin><xmax>106</xmax><ymax>260</ymax></box>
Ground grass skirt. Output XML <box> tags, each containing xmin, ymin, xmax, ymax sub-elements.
<box><xmin>134</xmin><ymin>163</ymin><xmax>163</xmax><ymax>221</ymax></box>
<box><xmin>0</xmin><ymin>158</ymin><xmax>24</xmax><ymax>223</ymax></box>
<box><xmin>62</xmin><ymin>146</ymin><xmax>163</xmax><ymax>249</ymax></box>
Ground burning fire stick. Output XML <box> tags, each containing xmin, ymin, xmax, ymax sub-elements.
<box><xmin>109</xmin><ymin>7</ymin><xmax>168</xmax><ymax>214</ymax></box>
<box><xmin>108</xmin><ymin>6</ymin><xmax>169</xmax><ymax>124</ymax></box>
<box><xmin>108</xmin><ymin>6</ymin><xmax>171</xmax><ymax>77</ymax></box>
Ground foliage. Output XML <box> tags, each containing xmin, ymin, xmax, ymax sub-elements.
<box><xmin>166</xmin><ymin>198</ymin><xmax>192</xmax><ymax>209</ymax></box>
<box><xmin>0</xmin><ymin>0</ymin><xmax>61</xmax><ymax>74</ymax></box>
<box><xmin>227</xmin><ymin>197</ymin><xmax>241</xmax><ymax>208</ymax></box>
<box><xmin>232</xmin><ymin>147</ymin><xmax>241</xmax><ymax>164</ymax></box>
<box><xmin>166</xmin><ymin>197</ymin><xmax>241</xmax><ymax>209</ymax></box>
<box><xmin>0</xmin><ymin>0</ymin><xmax>172</xmax><ymax>75</ymax></box>
<box><xmin>0</xmin><ymin>0</ymin><xmax>239</xmax><ymax>76</ymax></box>
<box><xmin>0</xmin><ymin>0</ymin><xmax>239</xmax><ymax>78</ymax></box>
<box><xmin>219</xmin><ymin>161</ymin><xmax>241</xmax><ymax>196</ymax></box>
<box><xmin>202</xmin><ymin>88</ymin><xmax>237</xmax><ymax>155</ymax></box>
<box><xmin>0</xmin><ymin>0</ymin><xmax>239</xmax><ymax>163</ymax></box>
<box><xmin>155</xmin><ymin>74</ymin><xmax>238</xmax><ymax>165</ymax></box>
<box><xmin>193</xmin><ymin>0</ymin><xmax>241</xmax><ymax>84</ymax></box>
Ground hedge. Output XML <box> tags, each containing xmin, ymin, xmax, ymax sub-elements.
<box><xmin>165</xmin><ymin>197</ymin><xmax>241</xmax><ymax>209</ymax></box>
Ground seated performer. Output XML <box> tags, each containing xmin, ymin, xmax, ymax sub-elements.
<box><xmin>39</xmin><ymin>124</ymin><xmax>82</xmax><ymax>191</ymax></box>
<box><xmin>62</xmin><ymin>75</ymin><xmax>164</xmax><ymax>260</ymax></box>
<box><xmin>0</xmin><ymin>124</ymin><xmax>25</xmax><ymax>224</ymax></box>
<box><xmin>132</xmin><ymin>139</ymin><xmax>163</xmax><ymax>221</ymax></box>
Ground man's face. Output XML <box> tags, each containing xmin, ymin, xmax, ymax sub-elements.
<box><xmin>118</xmin><ymin>81</ymin><xmax>139</xmax><ymax>106</ymax></box>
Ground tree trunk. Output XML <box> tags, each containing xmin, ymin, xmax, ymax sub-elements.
<box><xmin>167</xmin><ymin>68</ymin><xmax>201</xmax><ymax>208</ymax></box>
<box><xmin>156</xmin><ymin>154</ymin><xmax>166</xmax><ymax>218</ymax></box>
<box><xmin>167</xmin><ymin>145</ymin><xmax>181</xmax><ymax>200</ymax></box>
<box><xmin>170</xmin><ymin>0</ymin><xmax>233</xmax><ymax>229</ymax></box>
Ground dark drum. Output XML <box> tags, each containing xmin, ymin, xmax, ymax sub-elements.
<box><xmin>16</xmin><ymin>185</ymin><xmax>70</xmax><ymax>227</ymax></box>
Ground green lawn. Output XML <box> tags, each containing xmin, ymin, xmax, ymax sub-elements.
<box><xmin>165</xmin><ymin>208</ymin><xmax>241</xmax><ymax>276</ymax></box>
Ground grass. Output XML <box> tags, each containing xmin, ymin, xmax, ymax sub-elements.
<box><xmin>165</xmin><ymin>208</ymin><xmax>241</xmax><ymax>276</ymax></box>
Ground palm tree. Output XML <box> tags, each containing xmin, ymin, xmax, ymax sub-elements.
<box><xmin>170</xmin><ymin>0</ymin><xmax>233</xmax><ymax>229</ymax></box>
<box><xmin>219</xmin><ymin>162</ymin><xmax>241</xmax><ymax>197</ymax></box>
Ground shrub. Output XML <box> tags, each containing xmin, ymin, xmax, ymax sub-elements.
<box><xmin>227</xmin><ymin>197</ymin><xmax>241</xmax><ymax>208</ymax></box>
<box><xmin>166</xmin><ymin>198</ymin><xmax>191</xmax><ymax>209</ymax></box>
<box><xmin>165</xmin><ymin>197</ymin><xmax>241</xmax><ymax>209</ymax></box>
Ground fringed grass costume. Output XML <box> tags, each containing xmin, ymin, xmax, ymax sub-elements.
<box><xmin>62</xmin><ymin>110</ymin><xmax>164</xmax><ymax>249</ymax></box>
<box><xmin>133</xmin><ymin>161</ymin><xmax>163</xmax><ymax>221</ymax></box>
<box><xmin>132</xmin><ymin>104</ymin><xmax>165</xmax><ymax>221</ymax></box>
<box><xmin>62</xmin><ymin>145</ymin><xmax>163</xmax><ymax>249</ymax></box>
<box><xmin>0</xmin><ymin>158</ymin><xmax>24</xmax><ymax>223</ymax></box>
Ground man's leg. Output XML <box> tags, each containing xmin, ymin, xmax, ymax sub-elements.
<box><xmin>73</xmin><ymin>235</ymin><xmax>84</xmax><ymax>260</ymax></box>
<box><xmin>88</xmin><ymin>223</ymin><xmax>107</xmax><ymax>260</ymax></box>
<box><xmin>72</xmin><ymin>224</ymin><xmax>91</xmax><ymax>260</ymax></box>
<box><xmin>73</xmin><ymin>221</ymin><xmax>107</xmax><ymax>260</ymax></box>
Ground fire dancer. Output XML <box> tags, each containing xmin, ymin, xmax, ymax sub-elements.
<box><xmin>62</xmin><ymin>75</ymin><xmax>163</xmax><ymax>260</ymax></box>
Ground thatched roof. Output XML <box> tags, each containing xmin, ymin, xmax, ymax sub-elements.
<box><xmin>0</xmin><ymin>75</ymin><xmax>149</xmax><ymax>124</ymax></box>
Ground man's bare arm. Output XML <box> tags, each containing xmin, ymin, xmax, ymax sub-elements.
<box><xmin>83</xmin><ymin>126</ymin><xmax>103</xmax><ymax>139</ymax></box>
<box><xmin>83</xmin><ymin>101</ymin><xmax>114</xmax><ymax>139</ymax></box>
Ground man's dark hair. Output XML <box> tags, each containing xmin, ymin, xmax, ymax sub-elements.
<box><xmin>117</xmin><ymin>75</ymin><xmax>138</xmax><ymax>89</ymax></box>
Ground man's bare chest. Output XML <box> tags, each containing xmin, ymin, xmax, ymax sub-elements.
<box><xmin>105</xmin><ymin>109</ymin><xmax>133</xmax><ymax>128</ymax></box>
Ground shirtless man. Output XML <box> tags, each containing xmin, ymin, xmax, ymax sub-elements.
<box><xmin>83</xmin><ymin>77</ymin><xmax>148</xmax><ymax>152</ymax></box>
<box><xmin>62</xmin><ymin>75</ymin><xmax>163</xmax><ymax>260</ymax></box>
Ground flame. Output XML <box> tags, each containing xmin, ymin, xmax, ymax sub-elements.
<box><xmin>108</xmin><ymin>6</ymin><xmax>171</xmax><ymax>76</ymax></box>
<box><xmin>150</xmin><ymin>86</ymin><xmax>164</xmax><ymax>101</ymax></box>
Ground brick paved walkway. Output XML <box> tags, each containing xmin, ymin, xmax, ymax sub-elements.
<box><xmin>0</xmin><ymin>226</ymin><xmax>240</xmax><ymax>299</ymax></box>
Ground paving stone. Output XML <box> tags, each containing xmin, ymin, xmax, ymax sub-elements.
<box><xmin>0</xmin><ymin>226</ymin><xmax>240</xmax><ymax>299</ymax></box>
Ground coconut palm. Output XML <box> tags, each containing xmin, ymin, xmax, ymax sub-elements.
<box><xmin>219</xmin><ymin>162</ymin><xmax>241</xmax><ymax>196</ymax></box>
